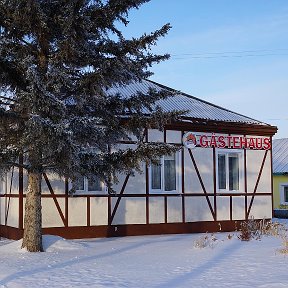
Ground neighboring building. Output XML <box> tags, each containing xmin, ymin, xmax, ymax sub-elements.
<box><xmin>0</xmin><ymin>80</ymin><xmax>278</xmax><ymax>240</ymax></box>
<box><xmin>273</xmin><ymin>138</ymin><xmax>288</xmax><ymax>210</ymax></box>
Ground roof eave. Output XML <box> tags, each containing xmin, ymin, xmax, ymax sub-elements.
<box><xmin>273</xmin><ymin>172</ymin><xmax>288</xmax><ymax>175</ymax></box>
<box><xmin>166</xmin><ymin>117</ymin><xmax>278</xmax><ymax>136</ymax></box>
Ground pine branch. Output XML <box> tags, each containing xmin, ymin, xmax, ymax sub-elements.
<box><xmin>0</xmin><ymin>0</ymin><xmax>180</xmax><ymax>181</ymax></box>
<box><xmin>5</xmin><ymin>161</ymin><xmax>29</xmax><ymax>170</ymax></box>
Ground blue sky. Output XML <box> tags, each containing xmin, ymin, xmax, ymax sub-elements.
<box><xmin>122</xmin><ymin>0</ymin><xmax>288</xmax><ymax>139</ymax></box>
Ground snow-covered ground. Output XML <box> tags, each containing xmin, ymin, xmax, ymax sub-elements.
<box><xmin>0</xmin><ymin>222</ymin><xmax>288</xmax><ymax>288</ymax></box>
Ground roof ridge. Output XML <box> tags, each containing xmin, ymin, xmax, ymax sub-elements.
<box><xmin>146</xmin><ymin>79</ymin><xmax>270</xmax><ymax>126</ymax></box>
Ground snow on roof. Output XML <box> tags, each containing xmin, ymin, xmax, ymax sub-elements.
<box><xmin>109</xmin><ymin>79</ymin><xmax>269</xmax><ymax>126</ymax></box>
<box><xmin>273</xmin><ymin>138</ymin><xmax>288</xmax><ymax>174</ymax></box>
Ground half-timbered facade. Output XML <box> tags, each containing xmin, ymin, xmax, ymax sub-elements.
<box><xmin>0</xmin><ymin>80</ymin><xmax>277</xmax><ymax>240</ymax></box>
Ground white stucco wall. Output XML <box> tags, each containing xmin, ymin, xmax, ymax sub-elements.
<box><xmin>111</xmin><ymin>197</ymin><xmax>146</xmax><ymax>225</ymax></box>
<box><xmin>185</xmin><ymin>196</ymin><xmax>214</xmax><ymax>222</ymax></box>
<box><xmin>5</xmin><ymin>197</ymin><xmax>19</xmax><ymax>227</ymax></box>
<box><xmin>0</xmin><ymin>198</ymin><xmax>5</xmax><ymax>225</ymax></box>
<box><xmin>113</xmin><ymin>168</ymin><xmax>146</xmax><ymax>195</ymax></box>
<box><xmin>147</xmin><ymin>129</ymin><xmax>164</xmax><ymax>142</ymax></box>
<box><xmin>167</xmin><ymin>196</ymin><xmax>182</xmax><ymax>223</ymax></box>
<box><xmin>90</xmin><ymin>197</ymin><xmax>108</xmax><ymax>225</ymax></box>
<box><xmin>166</xmin><ymin>130</ymin><xmax>182</xmax><ymax>144</ymax></box>
<box><xmin>246</xmin><ymin>146</ymin><xmax>271</xmax><ymax>194</ymax></box>
<box><xmin>149</xmin><ymin>197</ymin><xmax>164</xmax><ymax>223</ymax></box>
<box><xmin>217</xmin><ymin>196</ymin><xmax>230</xmax><ymax>221</ymax></box>
<box><xmin>247</xmin><ymin>195</ymin><xmax>272</xmax><ymax>219</ymax></box>
<box><xmin>68</xmin><ymin>198</ymin><xmax>87</xmax><ymax>226</ymax></box>
<box><xmin>232</xmin><ymin>196</ymin><xmax>246</xmax><ymax>220</ymax></box>
<box><xmin>42</xmin><ymin>198</ymin><xmax>65</xmax><ymax>227</ymax></box>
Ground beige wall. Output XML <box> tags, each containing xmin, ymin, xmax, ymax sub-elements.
<box><xmin>273</xmin><ymin>175</ymin><xmax>288</xmax><ymax>209</ymax></box>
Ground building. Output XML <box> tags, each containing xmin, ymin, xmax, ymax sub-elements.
<box><xmin>0</xmin><ymin>80</ymin><xmax>278</xmax><ymax>240</ymax></box>
<box><xmin>272</xmin><ymin>138</ymin><xmax>288</xmax><ymax>213</ymax></box>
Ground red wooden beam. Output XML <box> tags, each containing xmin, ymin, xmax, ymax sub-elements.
<box><xmin>145</xmin><ymin>164</ymin><xmax>149</xmax><ymax>224</ymax></box>
<box><xmin>213</xmin><ymin>147</ymin><xmax>217</xmax><ymax>221</ymax></box>
<box><xmin>270</xmin><ymin>137</ymin><xmax>274</xmax><ymax>218</ymax></box>
<box><xmin>87</xmin><ymin>196</ymin><xmax>90</xmax><ymax>226</ymax></box>
<box><xmin>64</xmin><ymin>178</ymin><xmax>69</xmax><ymax>227</ymax></box>
<box><xmin>244</xmin><ymin>148</ymin><xmax>248</xmax><ymax>220</ymax></box>
<box><xmin>181</xmin><ymin>147</ymin><xmax>185</xmax><ymax>223</ymax></box>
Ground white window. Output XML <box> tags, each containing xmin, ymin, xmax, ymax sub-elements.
<box><xmin>217</xmin><ymin>150</ymin><xmax>242</xmax><ymax>192</ymax></box>
<box><xmin>280</xmin><ymin>183</ymin><xmax>288</xmax><ymax>204</ymax></box>
<box><xmin>0</xmin><ymin>174</ymin><xmax>7</xmax><ymax>195</ymax></box>
<box><xmin>73</xmin><ymin>175</ymin><xmax>106</xmax><ymax>194</ymax></box>
<box><xmin>149</xmin><ymin>152</ymin><xmax>180</xmax><ymax>193</ymax></box>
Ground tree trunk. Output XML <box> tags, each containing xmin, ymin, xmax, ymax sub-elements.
<box><xmin>21</xmin><ymin>171</ymin><xmax>43</xmax><ymax>252</ymax></box>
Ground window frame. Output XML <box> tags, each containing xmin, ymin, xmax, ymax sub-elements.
<box><xmin>216</xmin><ymin>149</ymin><xmax>243</xmax><ymax>193</ymax></box>
<box><xmin>280</xmin><ymin>183</ymin><xmax>288</xmax><ymax>204</ymax></box>
<box><xmin>0</xmin><ymin>173</ymin><xmax>7</xmax><ymax>195</ymax></box>
<box><xmin>149</xmin><ymin>151</ymin><xmax>181</xmax><ymax>194</ymax></box>
<box><xmin>73</xmin><ymin>175</ymin><xmax>106</xmax><ymax>195</ymax></box>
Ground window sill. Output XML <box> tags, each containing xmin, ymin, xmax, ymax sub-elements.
<box><xmin>216</xmin><ymin>191</ymin><xmax>243</xmax><ymax>196</ymax></box>
<box><xmin>73</xmin><ymin>191</ymin><xmax>105</xmax><ymax>195</ymax></box>
<box><xmin>149</xmin><ymin>191</ymin><xmax>182</xmax><ymax>196</ymax></box>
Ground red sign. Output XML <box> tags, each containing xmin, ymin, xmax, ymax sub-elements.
<box><xmin>183</xmin><ymin>132</ymin><xmax>271</xmax><ymax>150</ymax></box>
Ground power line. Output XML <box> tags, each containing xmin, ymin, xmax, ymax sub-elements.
<box><xmin>172</xmin><ymin>48</ymin><xmax>288</xmax><ymax>56</ymax></box>
<box><xmin>173</xmin><ymin>53</ymin><xmax>288</xmax><ymax>59</ymax></box>
<box><xmin>266</xmin><ymin>118</ymin><xmax>288</xmax><ymax>121</ymax></box>
<box><xmin>171</xmin><ymin>48</ymin><xmax>288</xmax><ymax>59</ymax></box>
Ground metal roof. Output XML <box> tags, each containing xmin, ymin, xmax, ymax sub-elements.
<box><xmin>273</xmin><ymin>138</ymin><xmax>288</xmax><ymax>174</ymax></box>
<box><xmin>108</xmin><ymin>79</ymin><xmax>269</xmax><ymax>126</ymax></box>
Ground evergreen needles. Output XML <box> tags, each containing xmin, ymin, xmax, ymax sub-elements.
<box><xmin>0</xmin><ymin>0</ymin><xmax>182</xmax><ymax>251</ymax></box>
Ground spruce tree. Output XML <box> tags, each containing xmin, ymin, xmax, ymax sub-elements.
<box><xmin>0</xmin><ymin>0</ymin><xmax>181</xmax><ymax>252</ymax></box>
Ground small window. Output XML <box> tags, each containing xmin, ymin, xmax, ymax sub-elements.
<box><xmin>0</xmin><ymin>173</ymin><xmax>7</xmax><ymax>195</ymax></box>
<box><xmin>87</xmin><ymin>175</ymin><xmax>102</xmax><ymax>192</ymax></box>
<box><xmin>217</xmin><ymin>151</ymin><xmax>241</xmax><ymax>192</ymax></box>
<box><xmin>228</xmin><ymin>154</ymin><xmax>239</xmax><ymax>190</ymax></box>
<box><xmin>218</xmin><ymin>154</ymin><xmax>226</xmax><ymax>189</ymax></box>
<box><xmin>150</xmin><ymin>153</ymin><xmax>179</xmax><ymax>193</ymax></box>
<box><xmin>73</xmin><ymin>175</ymin><xmax>105</xmax><ymax>194</ymax></box>
<box><xmin>151</xmin><ymin>159</ymin><xmax>161</xmax><ymax>190</ymax></box>
<box><xmin>74</xmin><ymin>176</ymin><xmax>85</xmax><ymax>191</ymax></box>
<box><xmin>284</xmin><ymin>187</ymin><xmax>288</xmax><ymax>203</ymax></box>
<box><xmin>164</xmin><ymin>154</ymin><xmax>176</xmax><ymax>191</ymax></box>
<box><xmin>280</xmin><ymin>184</ymin><xmax>288</xmax><ymax>204</ymax></box>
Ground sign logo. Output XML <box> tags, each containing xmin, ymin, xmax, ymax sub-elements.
<box><xmin>182</xmin><ymin>132</ymin><xmax>197</xmax><ymax>149</ymax></box>
<box><xmin>182</xmin><ymin>132</ymin><xmax>271</xmax><ymax>150</ymax></box>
